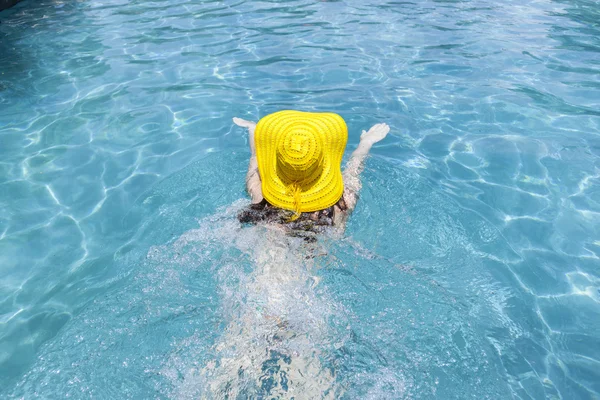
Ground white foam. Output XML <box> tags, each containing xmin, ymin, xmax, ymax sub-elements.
<box><xmin>158</xmin><ymin>201</ymin><xmax>347</xmax><ymax>398</ymax></box>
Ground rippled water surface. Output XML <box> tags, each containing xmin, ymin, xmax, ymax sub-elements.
<box><xmin>1</xmin><ymin>0</ymin><xmax>600</xmax><ymax>398</ymax></box>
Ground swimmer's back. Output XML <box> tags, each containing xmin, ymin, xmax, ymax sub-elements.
<box><xmin>238</xmin><ymin>197</ymin><xmax>348</xmax><ymax>234</ymax></box>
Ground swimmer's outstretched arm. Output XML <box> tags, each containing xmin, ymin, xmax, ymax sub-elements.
<box><xmin>342</xmin><ymin>123</ymin><xmax>390</xmax><ymax>212</ymax></box>
<box><xmin>233</xmin><ymin>117</ymin><xmax>264</xmax><ymax>204</ymax></box>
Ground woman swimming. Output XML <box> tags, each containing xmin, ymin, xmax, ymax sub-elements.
<box><xmin>234</xmin><ymin>110</ymin><xmax>390</xmax><ymax>234</ymax></box>
<box><xmin>197</xmin><ymin>111</ymin><xmax>389</xmax><ymax>399</ymax></box>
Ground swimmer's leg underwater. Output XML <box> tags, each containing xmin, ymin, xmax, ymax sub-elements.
<box><xmin>201</xmin><ymin>225</ymin><xmax>339</xmax><ymax>398</ymax></box>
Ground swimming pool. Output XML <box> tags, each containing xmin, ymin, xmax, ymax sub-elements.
<box><xmin>1</xmin><ymin>0</ymin><xmax>599</xmax><ymax>398</ymax></box>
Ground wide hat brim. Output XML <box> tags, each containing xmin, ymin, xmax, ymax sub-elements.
<box><xmin>255</xmin><ymin>110</ymin><xmax>347</xmax><ymax>213</ymax></box>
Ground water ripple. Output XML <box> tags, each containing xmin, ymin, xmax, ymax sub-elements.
<box><xmin>1</xmin><ymin>0</ymin><xmax>599</xmax><ymax>398</ymax></box>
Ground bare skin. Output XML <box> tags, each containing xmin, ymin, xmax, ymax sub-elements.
<box><xmin>233</xmin><ymin>117</ymin><xmax>390</xmax><ymax>228</ymax></box>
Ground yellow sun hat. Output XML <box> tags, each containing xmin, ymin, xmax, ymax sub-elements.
<box><xmin>255</xmin><ymin>110</ymin><xmax>348</xmax><ymax>215</ymax></box>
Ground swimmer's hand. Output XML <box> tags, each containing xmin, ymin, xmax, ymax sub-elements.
<box><xmin>360</xmin><ymin>123</ymin><xmax>390</xmax><ymax>147</ymax></box>
<box><xmin>233</xmin><ymin>117</ymin><xmax>256</xmax><ymax>130</ymax></box>
<box><xmin>234</xmin><ymin>117</ymin><xmax>258</xmax><ymax>154</ymax></box>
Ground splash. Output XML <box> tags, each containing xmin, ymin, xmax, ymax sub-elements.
<box><xmin>157</xmin><ymin>200</ymin><xmax>344</xmax><ymax>399</ymax></box>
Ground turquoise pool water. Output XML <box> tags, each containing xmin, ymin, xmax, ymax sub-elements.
<box><xmin>1</xmin><ymin>0</ymin><xmax>599</xmax><ymax>398</ymax></box>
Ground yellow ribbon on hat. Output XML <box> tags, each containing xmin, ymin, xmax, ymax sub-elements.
<box><xmin>254</xmin><ymin>110</ymin><xmax>348</xmax><ymax>217</ymax></box>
